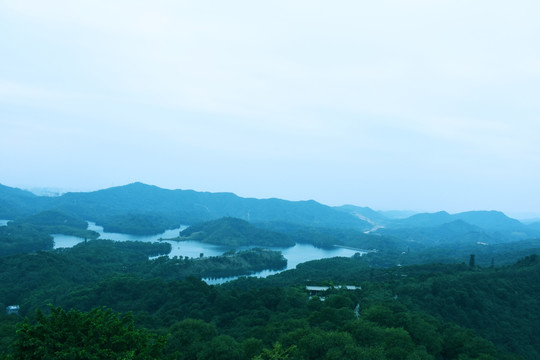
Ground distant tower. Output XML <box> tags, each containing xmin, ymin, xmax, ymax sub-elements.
<box><xmin>469</xmin><ymin>254</ymin><xmax>476</xmax><ymax>268</ymax></box>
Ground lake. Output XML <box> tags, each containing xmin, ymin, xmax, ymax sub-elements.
<box><xmin>54</xmin><ymin>222</ymin><xmax>231</xmax><ymax>258</ymax></box>
<box><xmin>52</xmin><ymin>222</ymin><xmax>367</xmax><ymax>283</ymax></box>
<box><xmin>203</xmin><ymin>243</ymin><xmax>365</xmax><ymax>284</ymax></box>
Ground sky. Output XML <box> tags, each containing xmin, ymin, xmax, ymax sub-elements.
<box><xmin>1</xmin><ymin>0</ymin><xmax>539</xmax><ymax>218</ymax></box>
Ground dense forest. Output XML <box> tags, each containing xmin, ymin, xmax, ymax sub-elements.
<box><xmin>1</xmin><ymin>183</ymin><xmax>539</xmax><ymax>359</ymax></box>
<box><xmin>1</xmin><ymin>243</ymin><xmax>538</xmax><ymax>359</ymax></box>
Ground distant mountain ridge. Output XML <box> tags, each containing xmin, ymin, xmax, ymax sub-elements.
<box><xmin>0</xmin><ymin>182</ymin><xmax>371</xmax><ymax>234</ymax></box>
<box><xmin>390</xmin><ymin>210</ymin><xmax>525</xmax><ymax>230</ymax></box>
<box><xmin>370</xmin><ymin>210</ymin><xmax>539</xmax><ymax>245</ymax></box>
<box><xmin>325</xmin><ymin>204</ymin><xmax>540</xmax><ymax>245</ymax></box>
<box><xmin>0</xmin><ymin>184</ymin><xmax>44</xmax><ymax>218</ymax></box>
<box><xmin>1</xmin><ymin>182</ymin><xmax>538</xmax><ymax>241</ymax></box>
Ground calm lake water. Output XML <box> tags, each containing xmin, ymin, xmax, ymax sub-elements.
<box><xmin>54</xmin><ymin>223</ymin><xmax>231</xmax><ymax>258</ymax></box>
<box><xmin>203</xmin><ymin>243</ymin><xmax>364</xmax><ymax>284</ymax></box>
<box><xmin>52</xmin><ymin>222</ymin><xmax>366</xmax><ymax>284</ymax></box>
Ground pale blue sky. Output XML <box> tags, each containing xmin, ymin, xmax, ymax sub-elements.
<box><xmin>1</xmin><ymin>1</ymin><xmax>539</xmax><ymax>217</ymax></box>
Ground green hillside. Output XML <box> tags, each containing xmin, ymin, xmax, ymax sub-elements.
<box><xmin>1</xmin><ymin>240</ymin><xmax>537</xmax><ymax>359</ymax></box>
<box><xmin>180</xmin><ymin>217</ymin><xmax>295</xmax><ymax>247</ymax></box>
<box><xmin>0</xmin><ymin>183</ymin><xmax>372</xmax><ymax>235</ymax></box>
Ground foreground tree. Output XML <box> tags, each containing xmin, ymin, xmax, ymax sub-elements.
<box><xmin>8</xmin><ymin>306</ymin><xmax>165</xmax><ymax>360</ymax></box>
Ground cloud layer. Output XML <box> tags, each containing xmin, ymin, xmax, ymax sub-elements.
<box><xmin>1</xmin><ymin>0</ymin><xmax>539</xmax><ymax>216</ymax></box>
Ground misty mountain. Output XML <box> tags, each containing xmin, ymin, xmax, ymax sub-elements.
<box><xmin>391</xmin><ymin>210</ymin><xmax>525</xmax><ymax>230</ymax></box>
<box><xmin>0</xmin><ymin>184</ymin><xmax>44</xmax><ymax>218</ymax></box>
<box><xmin>455</xmin><ymin>210</ymin><xmax>526</xmax><ymax>232</ymax></box>
<box><xmin>0</xmin><ymin>182</ymin><xmax>371</xmax><ymax>234</ymax></box>
<box><xmin>390</xmin><ymin>211</ymin><xmax>454</xmax><ymax>228</ymax></box>
<box><xmin>383</xmin><ymin>210</ymin><xmax>538</xmax><ymax>241</ymax></box>
<box><xmin>528</xmin><ymin>221</ymin><xmax>540</xmax><ymax>231</ymax></box>
<box><xmin>331</xmin><ymin>207</ymin><xmax>522</xmax><ymax>244</ymax></box>
<box><xmin>378</xmin><ymin>219</ymin><xmax>493</xmax><ymax>246</ymax></box>
<box><xmin>2</xmin><ymin>182</ymin><xmax>537</xmax><ymax>242</ymax></box>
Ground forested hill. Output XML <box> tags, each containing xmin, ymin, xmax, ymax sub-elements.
<box><xmin>1</xmin><ymin>239</ymin><xmax>538</xmax><ymax>359</ymax></box>
<box><xmin>0</xmin><ymin>182</ymin><xmax>371</xmax><ymax>234</ymax></box>
<box><xmin>2</xmin><ymin>182</ymin><xmax>538</xmax><ymax>241</ymax></box>
<box><xmin>258</xmin><ymin>254</ymin><xmax>540</xmax><ymax>359</ymax></box>
<box><xmin>179</xmin><ymin>217</ymin><xmax>295</xmax><ymax>247</ymax></box>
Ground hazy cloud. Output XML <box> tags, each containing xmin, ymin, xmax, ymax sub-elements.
<box><xmin>1</xmin><ymin>0</ymin><xmax>539</xmax><ymax>215</ymax></box>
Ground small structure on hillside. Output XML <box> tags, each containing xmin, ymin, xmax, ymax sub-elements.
<box><xmin>6</xmin><ymin>305</ymin><xmax>19</xmax><ymax>315</ymax></box>
<box><xmin>341</xmin><ymin>285</ymin><xmax>361</xmax><ymax>290</ymax></box>
<box><xmin>306</xmin><ymin>285</ymin><xmax>361</xmax><ymax>302</ymax></box>
<box><xmin>306</xmin><ymin>285</ymin><xmax>361</xmax><ymax>296</ymax></box>
<box><xmin>306</xmin><ymin>286</ymin><xmax>330</xmax><ymax>293</ymax></box>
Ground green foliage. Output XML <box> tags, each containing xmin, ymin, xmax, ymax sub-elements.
<box><xmin>0</xmin><ymin>241</ymin><xmax>286</xmax><ymax>318</ymax></box>
<box><xmin>0</xmin><ymin>313</ymin><xmax>20</xmax><ymax>355</ymax></box>
<box><xmin>391</xmin><ymin>257</ymin><xmax>540</xmax><ymax>359</ymax></box>
<box><xmin>165</xmin><ymin>318</ymin><xmax>218</xmax><ymax>359</ymax></box>
<box><xmin>0</xmin><ymin>224</ymin><xmax>535</xmax><ymax>359</ymax></box>
<box><xmin>0</xmin><ymin>223</ymin><xmax>53</xmax><ymax>257</ymax></box>
<box><xmin>2</xmin><ymin>183</ymin><xmax>539</xmax><ymax>360</ymax></box>
<box><xmin>8</xmin><ymin>306</ymin><xmax>165</xmax><ymax>360</ymax></box>
<box><xmin>197</xmin><ymin>335</ymin><xmax>244</xmax><ymax>360</ymax></box>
